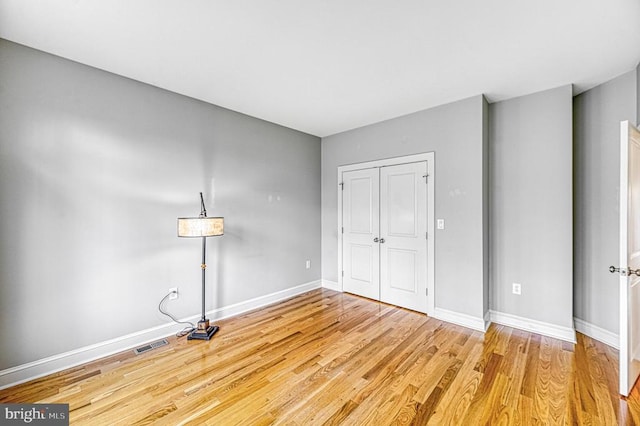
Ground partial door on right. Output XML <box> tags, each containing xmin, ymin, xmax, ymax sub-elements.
<box><xmin>342</xmin><ymin>160</ymin><xmax>429</xmax><ymax>313</ymax></box>
<box><xmin>619</xmin><ymin>120</ymin><xmax>640</xmax><ymax>396</ymax></box>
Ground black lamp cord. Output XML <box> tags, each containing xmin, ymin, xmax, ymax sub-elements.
<box><xmin>158</xmin><ymin>292</ymin><xmax>196</xmax><ymax>338</ymax></box>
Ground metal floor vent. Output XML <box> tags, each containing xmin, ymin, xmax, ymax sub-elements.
<box><xmin>134</xmin><ymin>338</ymin><xmax>169</xmax><ymax>355</ymax></box>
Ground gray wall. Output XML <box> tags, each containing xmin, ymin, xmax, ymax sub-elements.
<box><xmin>490</xmin><ymin>85</ymin><xmax>573</xmax><ymax>329</ymax></box>
<box><xmin>321</xmin><ymin>95</ymin><xmax>488</xmax><ymax>319</ymax></box>
<box><xmin>573</xmin><ymin>70</ymin><xmax>637</xmax><ymax>334</ymax></box>
<box><xmin>0</xmin><ymin>40</ymin><xmax>321</xmax><ymax>370</ymax></box>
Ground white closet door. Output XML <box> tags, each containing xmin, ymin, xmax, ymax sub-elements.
<box><xmin>379</xmin><ymin>162</ymin><xmax>428</xmax><ymax>313</ymax></box>
<box><xmin>342</xmin><ymin>168</ymin><xmax>380</xmax><ymax>300</ymax></box>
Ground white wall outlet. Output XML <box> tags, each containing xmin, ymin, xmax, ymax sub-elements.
<box><xmin>437</xmin><ymin>219</ymin><xmax>445</xmax><ymax>230</ymax></box>
<box><xmin>512</xmin><ymin>283</ymin><xmax>521</xmax><ymax>295</ymax></box>
<box><xmin>169</xmin><ymin>287</ymin><xmax>178</xmax><ymax>300</ymax></box>
<box><xmin>305</xmin><ymin>260</ymin><xmax>311</xmax><ymax>269</ymax></box>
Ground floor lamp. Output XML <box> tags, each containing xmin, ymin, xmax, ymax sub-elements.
<box><xmin>177</xmin><ymin>192</ymin><xmax>224</xmax><ymax>341</ymax></box>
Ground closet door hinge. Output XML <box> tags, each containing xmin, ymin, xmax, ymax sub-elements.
<box><xmin>341</xmin><ymin>227</ymin><xmax>344</xmax><ymax>234</ymax></box>
<box><xmin>426</xmin><ymin>232</ymin><xmax>428</xmax><ymax>240</ymax></box>
<box><xmin>426</xmin><ymin>288</ymin><xmax>428</xmax><ymax>296</ymax></box>
<box><xmin>342</xmin><ymin>270</ymin><xmax>344</xmax><ymax>277</ymax></box>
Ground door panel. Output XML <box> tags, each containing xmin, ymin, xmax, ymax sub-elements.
<box><xmin>387</xmin><ymin>172</ymin><xmax>418</xmax><ymax>236</ymax></box>
<box><xmin>387</xmin><ymin>248</ymin><xmax>417</xmax><ymax>292</ymax></box>
<box><xmin>380</xmin><ymin>162</ymin><xmax>428</xmax><ymax>313</ymax></box>
<box><xmin>350</xmin><ymin>244</ymin><xmax>373</xmax><ymax>283</ymax></box>
<box><xmin>620</xmin><ymin>120</ymin><xmax>640</xmax><ymax>396</ymax></box>
<box><xmin>342</xmin><ymin>168</ymin><xmax>380</xmax><ymax>300</ymax></box>
<box><xmin>350</xmin><ymin>177</ymin><xmax>375</xmax><ymax>233</ymax></box>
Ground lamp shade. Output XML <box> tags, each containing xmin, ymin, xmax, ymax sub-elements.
<box><xmin>177</xmin><ymin>217</ymin><xmax>224</xmax><ymax>237</ymax></box>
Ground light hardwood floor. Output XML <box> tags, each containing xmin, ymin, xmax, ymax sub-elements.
<box><xmin>1</xmin><ymin>289</ymin><xmax>638</xmax><ymax>425</ymax></box>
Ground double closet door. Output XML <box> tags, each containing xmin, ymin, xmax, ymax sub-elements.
<box><xmin>341</xmin><ymin>160</ymin><xmax>429</xmax><ymax>313</ymax></box>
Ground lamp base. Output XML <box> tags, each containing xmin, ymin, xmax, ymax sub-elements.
<box><xmin>188</xmin><ymin>325</ymin><xmax>219</xmax><ymax>341</ymax></box>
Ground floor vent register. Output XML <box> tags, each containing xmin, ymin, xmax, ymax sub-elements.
<box><xmin>133</xmin><ymin>338</ymin><xmax>169</xmax><ymax>355</ymax></box>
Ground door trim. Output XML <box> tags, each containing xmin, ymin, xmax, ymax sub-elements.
<box><xmin>337</xmin><ymin>152</ymin><xmax>435</xmax><ymax>316</ymax></box>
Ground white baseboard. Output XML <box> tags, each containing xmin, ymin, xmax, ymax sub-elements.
<box><xmin>205</xmin><ymin>280</ymin><xmax>321</xmax><ymax>321</ymax></box>
<box><xmin>321</xmin><ymin>279</ymin><xmax>341</xmax><ymax>292</ymax></box>
<box><xmin>432</xmin><ymin>307</ymin><xmax>488</xmax><ymax>332</ymax></box>
<box><xmin>0</xmin><ymin>280</ymin><xmax>322</xmax><ymax>391</ymax></box>
<box><xmin>490</xmin><ymin>310</ymin><xmax>576</xmax><ymax>343</ymax></box>
<box><xmin>573</xmin><ymin>318</ymin><xmax>619</xmax><ymax>349</ymax></box>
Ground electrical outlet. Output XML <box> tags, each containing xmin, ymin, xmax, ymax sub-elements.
<box><xmin>169</xmin><ymin>287</ymin><xmax>178</xmax><ymax>300</ymax></box>
<box><xmin>305</xmin><ymin>260</ymin><xmax>311</xmax><ymax>269</ymax></box>
<box><xmin>512</xmin><ymin>283</ymin><xmax>521</xmax><ymax>295</ymax></box>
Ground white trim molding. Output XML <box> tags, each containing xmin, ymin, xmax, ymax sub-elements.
<box><xmin>574</xmin><ymin>317</ymin><xmax>619</xmax><ymax>349</ymax></box>
<box><xmin>490</xmin><ymin>310</ymin><xmax>576</xmax><ymax>343</ymax></box>
<box><xmin>433</xmin><ymin>307</ymin><xmax>488</xmax><ymax>332</ymax></box>
<box><xmin>205</xmin><ymin>280</ymin><xmax>321</xmax><ymax>321</ymax></box>
<box><xmin>0</xmin><ymin>280</ymin><xmax>321</xmax><ymax>391</ymax></box>
<box><xmin>321</xmin><ymin>280</ymin><xmax>341</xmax><ymax>292</ymax></box>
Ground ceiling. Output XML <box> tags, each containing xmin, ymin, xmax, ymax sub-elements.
<box><xmin>1</xmin><ymin>0</ymin><xmax>639</xmax><ymax>137</ymax></box>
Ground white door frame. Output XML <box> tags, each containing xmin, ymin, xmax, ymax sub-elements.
<box><xmin>337</xmin><ymin>152</ymin><xmax>435</xmax><ymax>316</ymax></box>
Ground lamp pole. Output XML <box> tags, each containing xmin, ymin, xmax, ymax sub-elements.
<box><xmin>201</xmin><ymin>235</ymin><xmax>207</xmax><ymax>325</ymax></box>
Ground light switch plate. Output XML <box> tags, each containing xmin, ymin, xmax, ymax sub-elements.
<box><xmin>437</xmin><ymin>219</ymin><xmax>445</xmax><ymax>230</ymax></box>
<box><xmin>512</xmin><ymin>283</ymin><xmax>521</xmax><ymax>295</ymax></box>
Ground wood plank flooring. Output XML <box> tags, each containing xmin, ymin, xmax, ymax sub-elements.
<box><xmin>1</xmin><ymin>289</ymin><xmax>638</xmax><ymax>425</ymax></box>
